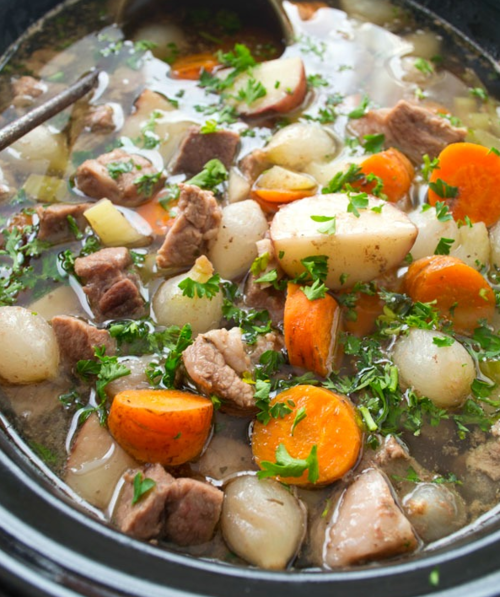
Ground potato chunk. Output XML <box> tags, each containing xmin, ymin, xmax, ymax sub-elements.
<box><xmin>271</xmin><ymin>193</ymin><xmax>417</xmax><ymax>290</ymax></box>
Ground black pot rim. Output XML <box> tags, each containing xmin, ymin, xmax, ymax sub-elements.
<box><xmin>1</xmin><ymin>1</ymin><xmax>500</xmax><ymax>596</ymax></box>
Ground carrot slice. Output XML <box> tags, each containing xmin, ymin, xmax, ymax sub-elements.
<box><xmin>170</xmin><ymin>53</ymin><xmax>219</xmax><ymax>80</ymax></box>
<box><xmin>405</xmin><ymin>255</ymin><xmax>495</xmax><ymax>333</ymax></box>
<box><xmin>251</xmin><ymin>187</ymin><xmax>315</xmax><ymax>204</ymax></box>
<box><xmin>284</xmin><ymin>282</ymin><xmax>342</xmax><ymax>377</ymax></box>
<box><xmin>252</xmin><ymin>385</ymin><xmax>362</xmax><ymax>486</ymax></box>
<box><xmin>135</xmin><ymin>191</ymin><xmax>178</xmax><ymax>235</ymax></box>
<box><xmin>342</xmin><ymin>290</ymin><xmax>385</xmax><ymax>337</ymax></box>
<box><xmin>428</xmin><ymin>142</ymin><xmax>500</xmax><ymax>226</ymax></box>
<box><xmin>353</xmin><ymin>147</ymin><xmax>414</xmax><ymax>203</ymax></box>
<box><xmin>108</xmin><ymin>389</ymin><xmax>213</xmax><ymax>465</ymax></box>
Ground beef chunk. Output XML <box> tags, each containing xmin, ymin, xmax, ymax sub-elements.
<box><xmin>11</xmin><ymin>76</ymin><xmax>46</xmax><ymax>107</ymax></box>
<box><xmin>324</xmin><ymin>468</ymin><xmax>418</xmax><ymax>567</ymax></box>
<box><xmin>156</xmin><ymin>183</ymin><xmax>221</xmax><ymax>270</ymax></box>
<box><xmin>164</xmin><ymin>477</ymin><xmax>223</xmax><ymax>546</ymax></box>
<box><xmin>238</xmin><ymin>149</ymin><xmax>271</xmax><ymax>184</ymax></box>
<box><xmin>75</xmin><ymin>149</ymin><xmax>165</xmax><ymax>207</ymax></box>
<box><xmin>182</xmin><ymin>328</ymin><xmax>256</xmax><ymax>416</ymax></box>
<box><xmin>36</xmin><ymin>203</ymin><xmax>91</xmax><ymax>244</ymax></box>
<box><xmin>351</xmin><ymin>100</ymin><xmax>466</xmax><ymax>162</ymax></box>
<box><xmin>466</xmin><ymin>438</ymin><xmax>500</xmax><ymax>481</ymax></box>
<box><xmin>114</xmin><ymin>464</ymin><xmax>175</xmax><ymax>540</ymax></box>
<box><xmin>52</xmin><ymin>315</ymin><xmax>116</xmax><ymax>366</ymax></box>
<box><xmin>74</xmin><ymin>247</ymin><xmax>146</xmax><ymax>321</ymax></box>
<box><xmin>114</xmin><ymin>464</ymin><xmax>223</xmax><ymax>544</ymax></box>
<box><xmin>171</xmin><ymin>126</ymin><xmax>240</xmax><ymax>174</ymax></box>
<box><xmin>84</xmin><ymin>105</ymin><xmax>115</xmax><ymax>133</ymax></box>
<box><xmin>244</xmin><ymin>239</ymin><xmax>285</xmax><ymax>326</ymax></box>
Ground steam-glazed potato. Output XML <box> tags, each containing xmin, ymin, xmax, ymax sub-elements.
<box><xmin>209</xmin><ymin>200</ymin><xmax>268</xmax><ymax>280</ymax></box>
<box><xmin>0</xmin><ymin>307</ymin><xmax>59</xmax><ymax>384</ymax></box>
<box><xmin>265</xmin><ymin>123</ymin><xmax>338</xmax><ymax>170</ymax></box>
<box><xmin>392</xmin><ymin>328</ymin><xmax>475</xmax><ymax>409</ymax></box>
<box><xmin>221</xmin><ymin>475</ymin><xmax>306</xmax><ymax>569</ymax></box>
<box><xmin>153</xmin><ymin>256</ymin><xmax>223</xmax><ymax>335</ymax></box>
<box><xmin>271</xmin><ymin>193</ymin><xmax>417</xmax><ymax>290</ymax></box>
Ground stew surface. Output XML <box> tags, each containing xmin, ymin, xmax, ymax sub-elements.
<box><xmin>0</xmin><ymin>0</ymin><xmax>500</xmax><ymax>572</ymax></box>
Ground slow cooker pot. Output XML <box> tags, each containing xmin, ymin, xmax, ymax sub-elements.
<box><xmin>0</xmin><ymin>1</ymin><xmax>500</xmax><ymax>595</ymax></box>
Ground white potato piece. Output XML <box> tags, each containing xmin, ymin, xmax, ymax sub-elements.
<box><xmin>451</xmin><ymin>221</ymin><xmax>489</xmax><ymax>269</ymax></box>
<box><xmin>0</xmin><ymin>307</ymin><xmax>59</xmax><ymax>384</ymax></box>
<box><xmin>9</xmin><ymin>125</ymin><xmax>68</xmax><ymax>173</ymax></box>
<box><xmin>392</xmin><ymin>329</ymin><xmax>475</xmax><ymax>409</ymax></box>
<box><xmin>255</xmin><ymin>166</ymin><xmax>318</xmax><ymax>195</ymax></box>
<box><xmin>153</xmin><ymin>256</ymin><xmax>223</xmax><ymax>335</ymax></box>
<box><xmin>408</xmin><ymin>207</ymin><xmax>459</xmax><ymax>261</ymax></box>
<box><xmin>222</xmin><ymin>57</ymin><xmax>307</xmax><ymax>117</ymax></box>
<box><xmin>404</xmin><ymin>31</ymin><xmax>442</xmax><ymax>61</ymax></box>
<box><xmin>105</xmin><ymin>356</ymin><xmax>151</xmax><ymax>398</ymax></box>
<box><xmin>271</xmin><ymin>193</ymin><xmax>417</xmax><ymax>290</ymax></box>
<box><xmin>29</xmin><ymin>286</ymin><xmax>84</xmax><ymax>321</ymax></box>
<box><xmin>209</xmin><ymin>200</ymin><xmax>268</xmax><ymax>280</ymax></box>
<box><xmin>265</xmin><ymin>123</ymin><xmax>338</xmax><ymax>170</ymax></box>
<box><xmin>84</xmin><ymin>199</ymin><xmax>152</xmax><ymax>247</ymax></box>
<box><xmin>489</xmin><ymin>221</ymin><xmax>500</xmax><ymax>269</ymax></box>
<box><xmin>221</xmin><ymin>475</ymin><xmax>306</xmax><ymax>569</ymax></box>
<box><xmin>196</xmin><ymin>435</ymin><xmax>256</xmax><ymax>480</ymax></box>
<box><xmin>340</xmin><ymin>0</ymin><xmax>396</xmax><ymax>25</ymax></box>
<box><xmin>402</xmin><ymin>483</ymin><xmax>466</xmax><ymax>543</ymax></box>
<box><xmin>132</xmin><ymin>23</ymin><xmax>186</xmax><ymax>61</ymax></box>
<box><xmin>65</xmin><ymin>414</ymin><xmax>137</xmax><ymax>510</ymax></box>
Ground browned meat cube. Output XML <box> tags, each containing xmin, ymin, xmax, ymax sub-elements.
<box><xmin>156</xmin><ymin>183</ymin><xmax>221</xmax><ymax>270</ymax></box>
<box><xmin>75</xmin><ymin>149</ymin><xmax>165</xmax><ymax>207</ymax></box>
<box><xmin>36</xmin><ymin>203</ymin><xmax>91</xmax><ymax>244</ymax></box>
<box><xmin>114</xmin><ymin>464</ymin><xmax>223</xmax><ymax>545</ymax></box>
<box><xmin>74</xmin><ymin>247</ymin><xmax>146</xmax><ymax>322</ymax></box>
<box><xmin>164</xmin><ymin>477</ymin><xmax>223</xmax><ymax>546</ymax></box>
<box><xmin>351</xmin><ymin>99</ymin><xmax>467</xmax><ymax>162</ymax></box>
<box><xmin>171</xmin><ymin>126</ymin><xmax>240</xmax><ymax>174</ymax></box>
<box><xmin>83</xmin><ymin>105</ymin><xmax>116</xmax><ymax>133</ymax></box>
<box><xmin>114</xmin><ymin>464</ymin><xmax>176</xmax><ymax>541</ymax></box>
<box><xmin>324</xmin><ymin>468</ymin><xmax>418</xmax><ymax>567</ymax></box>
<box><xmin>51</xmin><ymin>315</ymin><xmax>116</xmax><ymax>366</ymax></box>
<box><xmin>11</xmin><ymin>76</ymin><xmax>46</xmax><ymax>107</ymax></box>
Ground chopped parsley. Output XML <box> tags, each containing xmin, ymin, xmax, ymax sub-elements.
<box><xmin>178</xmin><ymin>273</ymin><xmax>221</xmax><ymax>299</ymax></box>
<box><xmin>322</xmin><ymin>164</ymin><xmax>364</xmax><ymax>194</ymax></box>
<box><xmin>311</xmin><ymin>215</ymin><xmax>336</xmax><ymax>235</ymax></box>
<box><xmin>414</xmin><ymin>58</ymin><xmax>434</xmax><ymax>76</ymax></box>
<box><xmin>235</xmin><ymin>78</ymin><xmax>266</xmax><ymax>106</ymax></box>
<box><xmin>434</xmin><ymin>237</ymin><xmax>455</xmax><ymax>255</ymax></box>
<box><xmin>428</xmin><ymin>178</ymin><xmax>459</xmax><ymax>199</ymax></box>
<box><xmin>132</xmin><ymin>472</ymin><xmax>156</xmax><ymax>505</ymax></box>
<box><xmin>134</xmin><ymin>172</ymin><xmax>162</xmax><ymax>196</ymax></box>
<box><xmin>347</xmin><ymin>192</ymin><xmax>369</xmax><ymax>217</ymax></box>
<box><xmin>469</xmin><ymin>87</ymin><xmax>488</xmax><ymax>101</ymax></box>
<box><xmin>257</xmin><ymin>443</ymin><xmax>319</xmax><ymax>483</ymax></box>
<box><xmin>433</xmin><ymin>336</ymin><xmax>454</xmax><ymax>347</ymax></box>
<box><xmin>348</xmin><ymin>94</ymin><xmax>370</xmax><ymax>119</ymax></box>
<box><xmin>146</xmin><ymin>324</ymin><xmax>193</xmax><ymax>388</ymax></box>
<box><xmin>307</xmin><ymin>73</ymin><xmax>328</xmax><ymax>88</ymax></box>
<box><xmin>200</xmin><ymin>119</ymin><xmax>220</xmax><ymax>134</ymax></box>
<box><xmin>187</xmin><ymin>159</ymin><xmax>228</xmax><ymax>191</ymax></box>
<box><xmin>106</xmin><ymin>160</ymin><xmax>135</xmax><ymax>179</ymax></box>
<box><xmin>362</xmin><ymin>133</ymin><xmax>385</xmax><ymax>154</ymax></box>
<box><xmin>291</xmin><ymin>407</ymin><xmax>307</xmax><ymax>435</ymax></box>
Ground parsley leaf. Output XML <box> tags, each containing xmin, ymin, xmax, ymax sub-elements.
<box><xmin>106</xmin><ymin>160</ymin><xmax>134</xmax><ymax>179</ymax></box>
<box><xmin>178</xmin><ymin>273</ymin><xmax>221</xmax><ymax>299</ymax></box>
<box><xmin>422</xmin><ymin>154</ymin><xmax>440</xmax><ymax>181</ymax></box>
<box><xmin>291</xmin><ymin>407</ymin><xmax>307</xmax><ymax>435</ymax></box>
<box><xmin>414</xmin><ymin>58</ymin><xmax>434</xmax><ymax>75</ymax></box>
<box><xmin>428</xmin><ymin>178</ymin><xmax>459</xmax><ymax>199</ymax></box>
<box><xmin>307</xmin><ymin>73</ymin><xmax>328</xmax><ymax>88</ymax></box>
<box><xmin>250</xmin><ymin>252</ymin><xmax>270</xmax><ymax>276</ymax></box>
<box><xmin>322</xmin><ymin>164</ymin><xmax>363</xmax><ymax>194</ymax></box>
<box><xmin>469</xmin><ymin>87</ymin><xmax>488</xmax><ymax>101</ymax></box>
<box><xmin>257</xmin><ymin>443</ymin><xmax>319</xmax><ymax>483</ymax></box>
<box><xmin>235</xmin><ymin>78</ymin><xmax>267</xmax><ymax>105</ymax></box>
<box><xmin>348</xmin><ymin>94</ymin><xmax>370</xmax><ymax>119</ymax></box>
<box><xmin>347</xmin><ymin>192</ymin><xmax>369</xmax><ymax>217</ymax></box>
<box><xmin>363</xmin><ymin>133</ymin><xmax>385</xmax><ymax>154</ymax></box>
<box><xmin>217</xmin><ymin>43</ymin><xmax>256</xmax><ymax>71</ymax></box>
<box><xmin>311</xmin><ymin>215</ymin><xmax>336</xmax><ymax>235</ymax></box>
<box><xmin>200</xmin><ymin>119</ymin><xmax>219</xmax><ymax>134</ymax></box>
<box><xmin>134</xmin><ymin>172</ymin><xmax>162</xmax><ymax>196</ymax></box>
<box><xmin>187</xmin><ymin>159</ymin><xmax>228</xmax><ymax>191</ymax></box>
<box><xmin>433</xmin><ymin>336</ymin><xmax>454</xmax><ymax>347</ymax></box>
<box><xmin>301</xmin><ymin>278</ymin><xmax>327</xmax><ymax>300</ymax></box>
<box><xmin>132</xmin><ymin>472</ymin><xmax>156</xmax><ymax>505</ymax></box>
<box><xmin>434</xmin><ymin>237</ymin><xmax>455</xmax><ymax>255</ymax></box>
<box><xmin>434</xmin><ymin>201</ymin><xmax>452</xmax><ymax>222</ymax></box>
<box><xmin>146</xmin><ymin>324</ymin><xmax>193</xmax><ymax>388</ymax></box>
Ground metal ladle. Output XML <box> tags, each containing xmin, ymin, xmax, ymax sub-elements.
<box><xmin>0</xmin><ymin>0</ymin><xmax>293</xmax><ymax>153</ymax></box>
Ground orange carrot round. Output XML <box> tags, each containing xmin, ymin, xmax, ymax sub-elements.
<box><xmin>135</xmin><ymin>193</ymin><xmax>177</xmax><ymax>235</ymax></box>
<box><xmin>251</xmin><ymin>187</ymin><xmax>316</xmax><ymax>205</ymax></box>
<box><xmin>405</xmin><ymin>255</ymin><xmax>495</xmax><ymax>333</ymax></box>
<box><xmin>284</xmin><ymin>282</ymin><xmax>342</xmax><ymax>377</ymax></box>
<box><xmin>342</xmin><ymin>291</ymin><xmax>384</xmax><ymax>337</ymax></box>
<box><xmin>170</xmin><ymin>53</ymin><xmax>220</xmax><ymax>80</ymax></box>
<box><xmin>428</xmin><ymin>142</ymin><xmax>500</xmax><ymax>226</ymax></box>
<box><xmin>353</xmin><ymin>148</ymin><xmax>414</xmax><ymax>202</ymax></box>
<box><xmin>252</xmin><ymin>385</ymin><xmax>362</xmax><ymax>486</ymax></box>
<box><xmin>108</xmin><ymin>389</ymin><xmax>213</xmax><ymax>465</ymax></box>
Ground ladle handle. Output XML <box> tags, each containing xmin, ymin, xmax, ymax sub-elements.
<box><xmin>0</xmin><ymin>69</ymin><xmax>101</xmax><ymax>153</ymax></box>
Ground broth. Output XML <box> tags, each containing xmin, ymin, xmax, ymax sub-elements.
<box><xmin>0</xmin><ymin>0</ymin><xmax>499</xmax><ymax>572</ymax></box>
